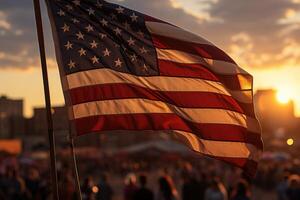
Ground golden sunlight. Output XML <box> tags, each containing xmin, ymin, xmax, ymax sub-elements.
<box><xmin>285</xmin><ymin>8</ymin><xmax>296</xmax><ymax>18</ymax></box>
<box><xmin>276</xmin><ymin>90</ymin><xmax>291</xmax><ymax>104</ymax></box>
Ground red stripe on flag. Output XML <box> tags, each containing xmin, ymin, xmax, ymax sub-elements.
<box><xmin>74</xmin><ymin>113</ymin><xmax>263</xmax><ymax>149</ymax></box>
<box><xmin>153</xmin><ymin>34</ymin><xmax>235</xmax><ymax>63</ymax></box>
<box><xmin>69</xmin><ymin>83</ymin><xmax>255</xmax><ymax>117</ymax></box>
<box><xmin>158</xmin><ymin>60</ymin><xmax>253</xmax><ymax>91</ymax></box>
<box><xmin>158</xmin><ymin>60</ymin><xmax>219</xmax><ymax>81</ymax></box>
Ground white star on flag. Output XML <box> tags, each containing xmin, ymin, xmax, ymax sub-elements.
<box><xmin>130</xmin><ymin>13</ymin><xmax>138</xmax><ymax>22</ymax></box>
<box><xmin>85</xmin><ymin>24</ymin><xmax>94</xmax><ymax>32</ymax></box>
<box><xmin>91</xmin><ymin>56</ymin><xmax>99</xmax><ymax>64</ymax></box>
<box><xmin>90</xmin><ymin>40</ymin><xmax>98</xmax><ymax>48</ymax></box>
<box><xmin>115</xmin><ymin>58</ymin><xmax>122</xmax><ymax>67</ymax></box>
<box><xmin>76</xmin><ymin>32</ymin><xmax>84</xmax><ymax>40</ymax></box>
<box><xmin>100</xmin><ymin>18</ymin><xmax>108</xmax><ymax>26</ymax></box>
<box><xmin>103</xmin><ymin>48</ymin><xmax>111</xmax><ymax>57</ymax></box>
<box><xmin>116</xmin><ymin>6</ymin><xmax>125</xmax><ymax>14</ymax></box>
<box><xmin>57</xmin><ymin>9</ymin><xmax>65</xmax><ymax>16</ymax></box>
<box><xmin>78</xmin><ymin>48</ymin><xmax>87</xmax><ymax>56</ymax></box>
<box><xmin>114</xmin><ymin>27</ymin><xmax>122</xmax><ymax>35</ymax></box>
<box><xmin>61</xmin><ymin>23</ymin><xmax>70</xmax><ymax>32</ymax></box>
<box><xmin>72</xmin><ymin>18</ymin><xmax>79</xmax><ymax>23</ymax></box>
<box><xmin>99</xmin><ymin>33</ymin><xmax>107</xmax><ymax>39</ymax></box>
<box><xmin>87</xmin><ymin>8</ymin><xmax>95</xmax><ymax>15</ymax></box>
<box><xmin>66</xmin><ymin>5</ymin><xmax>73</xmax><ymax>11</ymax></box>
<box><xmin>64</xmin><ymin>41</ymin><xmax>73</xmax><ymax>50</ymax></box>
<box><xmin>68</xmin><ymin>60</ymin><xmax>76</xmax><ymax>69</ymax></box>
<box><xmin>127</xmin><ymin>37</ymin><xmax>135</xmax><ymax>46</ymax></box>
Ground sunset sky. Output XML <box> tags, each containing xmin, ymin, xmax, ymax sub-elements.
<box><xmin>1</xmin><ymin>0</ymin><xmax>300</xmax><ymax>117</ymax></box>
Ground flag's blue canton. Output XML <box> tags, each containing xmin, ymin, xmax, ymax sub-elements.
<box><xmin>47</xmin><ymin>0</ymin><xmax>158</xmax><ymax>76</ymax></box>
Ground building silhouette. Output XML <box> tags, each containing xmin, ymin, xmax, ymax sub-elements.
<box><xmin>0</xmin><ymin>96</ymin><xmax>25</xmax><ymax>138</ymax></box>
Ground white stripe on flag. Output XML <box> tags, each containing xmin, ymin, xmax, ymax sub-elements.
<box><xmin>172</xmin><ymin>130</ymin><xmax>261</xmax><ymax>160</ymax></box>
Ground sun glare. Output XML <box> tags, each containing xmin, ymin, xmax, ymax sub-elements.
<box><xmin>276</xmin><ymin>90</ymin><xmax>291</xmax><ymax>104</ymax></box>
<box><xmin>287</xmin><ymin>138</ymin><xmax>294</xmax><ymax>146</ymax></box>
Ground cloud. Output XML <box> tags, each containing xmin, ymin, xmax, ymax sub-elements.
<box><xmin>228</xmin><ymin>32</ymin><xmax>273</xmax><ymax>69</ymax></box>
<box><xmin>231</xmin><ymin>32</ymin><xmax>251</xmax><ymax>43</ymax></box>
<box><xmin>278</xmin><ymin>8</ymin><xmax>300</xmax><ymax>24</ymax></box>
<box><xmin>194</xmin><ymin>0</ymin><xmax>300</xmax><ymax>69</ymax></box>
<box><xmin>0</xmin><ymin>0</ymin><xmax>55</xmax><ymax>70</ymax></box>
<box><xmin>0</xmin><ymin>11</ymin><xmax>11</xmax><ymax>31</ymax></box>
<box><xmin>276</xmin><ymin>38</ymin><xmax>300</xmax><ymax>66</ymax></box>
<box><xmin>169</xmin><ymin>0</ymin><xmax>222</xmax><ymax>23</ymax></box>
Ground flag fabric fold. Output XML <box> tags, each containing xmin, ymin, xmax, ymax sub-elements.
<box><xmin>45</xmin><ymin>0</ymin><xmax>263</xmax><ymax>177</ymax></box>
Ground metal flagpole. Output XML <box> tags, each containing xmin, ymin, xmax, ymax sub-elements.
<box><xmin>69</xmin><ymin>136</ymin><xmax>83</xmax><ymax>200</ymax></box>
<box><xmin>32</xmin><ymin>0</ymin><xmax>59</xmax><ymax>199</ymax></box>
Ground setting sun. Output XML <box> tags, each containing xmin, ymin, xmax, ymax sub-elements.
<box><xmin>276</xmin><ymin>90</ymin><xmax>291</xmax><ymax>104</ymax></box>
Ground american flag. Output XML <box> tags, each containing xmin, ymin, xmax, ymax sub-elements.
<box><xmin>46</xmin><ymin>0</ymin><xmax>263</xmax><ymax>177</ymax></box>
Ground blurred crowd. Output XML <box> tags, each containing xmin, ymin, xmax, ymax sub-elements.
<box><xmin>0</xmin><ymin>165</ymin><xmax>50</xmax><ymax>199</ymax></box>
<box><xmin>0</xmin><ymin>153</ymin><xmax>300</xmax><ymax>200</ymax></box>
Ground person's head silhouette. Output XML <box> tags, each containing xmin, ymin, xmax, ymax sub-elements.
<box><xmin>139</xmin><ymin>175</ymin><xmax>147</xmax><ymax>187</ymax></box>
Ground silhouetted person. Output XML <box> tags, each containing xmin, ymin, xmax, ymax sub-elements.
<box><xmin>12</xmin><ymin>169</ymin><xmax>26</xmax><ymax>200</ymax></box>
<box><xmin>277</xmin><ymin>173</ymin><xmax>289</xmax><ymax>200</ymax></box>
<box><xmin>157</xmin><ymin>177</ymin><xmax>176</xmax><ymax>200</ymax></box>
<box><xmin>81</xmin><ymin>176</ymin><xmax>94</xmax><ymax>200</ymax></box>
<box><xmin>59</xmin><ymin>169</ymin><xmax>76</xmax><ymax>200</ymax></box>
<box><xmin>124</xmin><ymin>173</ymin><xmax>138</xmax><ymax>200</ymax></box>
<box><xmin>286</xmin><ymin>175</ymin><xmax>300</xmax><ymax>200</ymax></box>
<box><xmin>96</xmin><ymin>174</ymin><xmax>113</xmax><ymax>200</ymax></box>
<box><xmin>25</xmin><ymin>168</ymin><xmax>42</xmax><ymax>200</ymax></box>
<box><xmin>230</xmin><ymin>179</ymin><xmax>251</xmax><ymax>200</ymax></box>
<box><xmin>204</xmin><ymin>177</ymin><xmax>228</xmax><ymax>200</ymax></box>
<box><xmin>133</xmin><ymin>175</ymin><xmax>154</xmax><ymax>200</ymax></box>
<box><xmin>182</xmin><ymin>175</ymin><xmax>206</xmax><ymax>200</ymax></box>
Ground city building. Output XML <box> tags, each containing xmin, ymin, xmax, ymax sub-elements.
<box><xmin>0</xmin><ymin>96</ymin><xmax>25</xmax><ymax>138</ymax></box>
